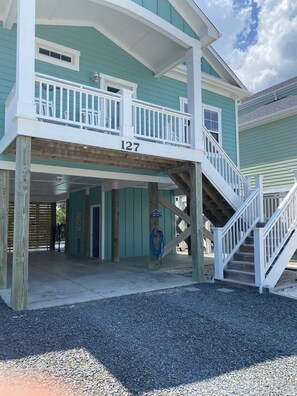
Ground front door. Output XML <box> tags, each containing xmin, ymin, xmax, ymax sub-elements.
<box><xmin>91</xmin><ymin>205</ymin><xmax>100</xmax><ymax>258</ymax></box>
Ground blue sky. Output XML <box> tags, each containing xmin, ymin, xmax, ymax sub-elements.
<box><xmin>196</xmin><ymin>0</ymin><xmax>297</xmax><ymax>93</ymax></box>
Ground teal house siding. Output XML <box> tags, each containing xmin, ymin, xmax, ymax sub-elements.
<box><xmin>68</xmin><ymin>190</ymin><xmax>86</xmax><ymax>256</ymax></box>
<box><xmin>202</xmin><ymin>89</ymin><xmax>237</xmax><ymax>164</ymax></box>
<box><xmin>0</xmin><ymin>22</ymin><xmax>17</xmax><ymax>139</ymax></box>
<box><xmin>201</xmin><ymin>58</ymin><xmax>220</xmax><ymax>79</ymax></box>
<box><xmin>240</xmin><ymin>115</ymin><xmax>297</xmax><ymax>190</ymax></box>
<box><xmin>130</xmin><ymin>0</ymin><xmax>197</xmax><ymax>38</ymax></box>
<box><xmin>89</xmin><ymin>186</ymin><xmax>102</xmax><ymax>207</ymax></box>
<box><xmin>104</xmin><ymin>188</ymin><xmax>175</xmax><ymax>260</ymax></box>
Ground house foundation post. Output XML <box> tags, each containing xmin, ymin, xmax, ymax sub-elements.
<box><xmin>0</xmin><ymin>170</ymin><xmax>9</xmax><ymax>289</ymax></box>
<box><xmin>112</xmin><ymin>188</ymin><xmax>120</xmax><ymax>262</ymax></box>
<box><xmin>11</xmin><ymin>136</ymin><xmax>32</xmax><ymax>311</ymax></box>
<box><xmin>190</xmin><ymin>162</ymin><xmax>204</xmax><ymax>282</ymax></box>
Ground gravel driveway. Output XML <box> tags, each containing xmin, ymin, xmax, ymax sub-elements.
<box><xmin>0</xmin><ymin>284</ymin><xmax>296</xmax><ymax>395</ymax></box>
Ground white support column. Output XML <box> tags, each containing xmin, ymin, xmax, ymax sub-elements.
<box><xmin>0</xmin><ymin>170</ymin><xmax>9</xmax><ymax>289</ymax></box>
<box><xmin>16</xmin><ymin>0</ymin><xmax>36</xmax><ymax>119</ymax></box>
<box><xmin>214</xmin><ymin>227</ymin><xmax>224</xmax><ymax>279</ymax></box>
<box><xmin>254</xmin><ymin>227</ymin><xmax>265</xmax><ymax>290</ymax></box>
<box><xmin>120</xmin><ymin>89</ymin><xmax>133</xmax><ymax>139</ymax></box>
<box><xmin>254</xmin><ymin>175</ymin><xmax>264</xmax><ymax>222</ymax></box>
<box><xmin>186</xmin><ymin>45</ymin><xmax>202</xmax><ymax>150</ymax></box>
<box><xmin>11</xmin><ymin>136</ymin><xmax>31</xmax><ymax>311</ymax></box>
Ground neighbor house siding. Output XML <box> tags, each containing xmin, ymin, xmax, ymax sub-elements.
<box><xmin>240</xmin><ymin>115</ymin><xmax>297</xmax><ymax>190</ymax></box>
<box><xmin>104</xmin><ymin>187</ymin><xmax>175</xmax><ymax>260</ymax></box>
<box><xmin>0</xmin><ymin>22</ymin><xmax>17</xmax><ymax>139</ymax></box>
<box><xmin>202</xmin><ymin>89</ymin><xmax>237</xmax><ymax>164</ymax></box>
<box><xmin>130</xmin><ymin>0</ymin><xmax>197</xmax><ymax>38</ymax></box>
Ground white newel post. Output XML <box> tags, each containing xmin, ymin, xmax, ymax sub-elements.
<box><xmin>214</xmin><ymin>227</ymin><xmax>224</xmax><ymax>279</ymax></box>
<box><xmin>254</xmin><ymin>175</ymin><xmax>264</xmax><ymax>222</ymax></box>
<box><xmin>16</xmin><ymin>0</ymin><xmax>36</xmax><ymax>119</ymax></box>
<box><xmin>186</xmin><ymin>45</ymin><xmax>202</xmax><ymax>150</ymax></box>
<box><xmin>120</xmin><ymin>89</ymin><xmax>133</xmax><ymax>139</ymax></box>
<box><xmin>254</xmin><ymin>227</ymin><xmax>265</xmax><ymax>291</ymax></box>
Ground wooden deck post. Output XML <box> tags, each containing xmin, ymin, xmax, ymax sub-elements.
<box><xmin>148</xmin><ymin>182</ymin><xmax>161</xmax><ymax>270</ymax></box>
<box><xmin>112</xmin><ymin>189</ymin><xmax>120</xmax><ymax>262</ymax></box>
<box><xmin>11</xmin><ymin>136</ymin><xmax>31</xmax><ymax>310</ymax></box>
<box><xmin>0</xmin><ymin>170</ymin><xmax>9</xmax><ymax>289</ymax></box>
<box><xmin>190</xmin><ymin>162</ymin><xmax>204</xmax><ymax>282</ymax></box>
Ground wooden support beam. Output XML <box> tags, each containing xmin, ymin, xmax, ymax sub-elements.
<box><xmin>11</xmin><ymin>136</ymin><xmax>31</xmax><ymax>310</ymax></box>
<box><xmin>148</xmin><ymin>182</ymin><xmax>161</xmax><ymax>270</ymax></box>
<box><xmin>163</xmin><ymin>227</ymin><xmax>192</xmax><ymax>258</ymax></box>
<box><xmin>112</xmin><ymin>189</ymin><xmax>120</xmax><ymax>262</ymax></box>
<box><xmin>190</xmin><ymin>162</ymin><xmax>204</xmax><ymax>282</ymax></box>
<box><xmin>0</xmin><ymin>170</ymin><xmax>9</xmax><ymax>289</ymax></box>
<box><xmin>158</xmin><ymin>195</ymin><xmax>191</xmax><ymax>225</ymax></box>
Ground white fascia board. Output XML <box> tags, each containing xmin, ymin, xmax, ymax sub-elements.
<box><xmin>239</xmin><ymin>107</ymin><xmax>297</xmax><ymax>132</ymax></box>
<box><xmin>204</xmin><ymin>47</ymin><xmax>249</xmax><ymax>92</ymax></box>
<box><xmin>89</xmin><ymin>0</ymin><xmax>197</xmax><ymax>48</ymax></box>
<box><xmin>165</xmin><ymin>65</ymin><xmax>250</xmax><ymax>100</ymax></box>
<box><xmin>168</xmin><ymin>0</ymin><xmax>220</xmax><ymax>47</ymax></box>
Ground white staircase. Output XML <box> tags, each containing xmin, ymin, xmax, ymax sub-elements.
<box><xmin>200</xmin><ymin>127</ymin><xmax>297</xmax><ymax>291</ymax></box>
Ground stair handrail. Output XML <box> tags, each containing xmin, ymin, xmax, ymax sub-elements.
<box><xmin>202</xmin><ymin>126</ymin><xmax>249</xmax><ymax>201</ymax></box>
<box><xmin>262</xmin><ymin>182</ymin><xmax>297</xmax><ymax>272</ymax></box>
<box><xmin>214</xmin><ymin>188</ymin><xmax>261</xmax><ymax>278</ymax></box>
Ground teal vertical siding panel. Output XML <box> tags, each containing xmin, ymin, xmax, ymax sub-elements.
<box><xmin>68</xmin><ymin>190</ymin><xmax>86</xmax><ymax>256</ymax></box>
<box><xmin>202</xmin><ymin>89</ymin><xmax>237</xmax><ymax>164</ymax></box>
<box><xmin>119</xmin><ymin>189</ymin><xmax>126</xmax><ymax>257</ymax></box>
<box><xmin>141</xmin><ymin>188</ymin><xmax>150</xmax><ymax>256</ymax></box>
<box><xmin>125</xmin><ymin>189</ymin><xmax>135</xmax><ymax>257</ymax></box>
<box><xmin>0</xmin><ymin>23</ymin><xmax>17</xmax><ymax>139</ymax></box>
<box><xmin>133</xmin><ymin>188</ymin><xmax>143</xmax><ymax>256</ymax></box>
<box><xmin>130</xmin><ymin>0</ymin><xmax>197</xmax><ymax>38</ymax></box>
<box><xmin>89</xmin><ymin>186</ymin><xmax>101</xmax><ymax>206</ymax></box>
<box><xmin>201</xmin><ymin>58</ymin><xmax>221</xmax><ymax>79</ymax></box>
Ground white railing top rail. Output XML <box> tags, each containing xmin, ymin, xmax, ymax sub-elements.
<box><xmin>263</xmin><ymin>183</ymin><xmax>297</xmax><ymax>271</ymax></box>
<box><xmin>35</xmin><ymin>73</ymin><xmax>121</xmax><ymax>99</ymax></box>
<box><xmin>220</xmin><ymin>188</ymin><xmax>260</xmax><ymax>267</ymax></box>
<box><xmin>132</xmin><ymin>98</ymin><xmax>192</xmax><ymax>119</ymax></box>
<box><xmin>202</xmin><ymin>126</ymin><xmax>248</xmax><ymax>201</ymax></box>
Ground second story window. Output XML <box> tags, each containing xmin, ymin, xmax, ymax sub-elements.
<box><xmin>36</xmin><ymin>38</ymin><xmax>80</xmax><ymax>71</ymax></box>
<box><xmin>203</xmin><ymin>105</ymin><xmax>222</xmax><ymax>144</ymax></box>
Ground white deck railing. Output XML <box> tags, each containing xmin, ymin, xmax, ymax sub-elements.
<box><xmin>214</xmin><ymin>187</ymin><xmax>261</xmax><ymax>278</ymax></box>
<box><xmin>262</xmin><ymin>183</ymin><xmax>297</xmax><ymax>273</ymax></box>
<box><xmin>132</xmin><ymin>99</ymin><xmax>191</xmax><ymax>147</ymax></box>
<box><xmin>203</xmin><ymin>126</ymin><xmax>248</xmax><ymax>201</ymax></box>
<box><xmin>263</xmin><ymin>192</ymin><xmax>287</xmax><ymax>221</ymax></box>
<box><xmin>35</xmin><ymin>73</ymin><xmax>121</xmax><ymax>134</ymax></box>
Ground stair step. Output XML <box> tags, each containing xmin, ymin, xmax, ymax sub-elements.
<box><xmin>224</xmin><ymin>268</ymin><xmax>255</xmax><ymax>283</ymax></box>
<box><xmin>227</xmin><ymin>261</ymin><xmax>255</xmax><ymax>272</ymax></box>
<box><xmin>234</xmin><ymin>251</ymin><xmax>254</xmax><ymax>261</ymax></box>
<box><xmin>215</xmin><ymin>278</ymin><xmax>256</xmax><ymax>288</ymax></box>
<box><xmin>239</xmin><ymin>245</ymin><xmax>254</xmax><ymax>253</ymax></box>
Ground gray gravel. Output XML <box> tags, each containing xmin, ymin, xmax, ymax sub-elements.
<box><xmin>0</xmin><ymin>284</ymin><xmax>297</xmax><ymax>395</ymax></box>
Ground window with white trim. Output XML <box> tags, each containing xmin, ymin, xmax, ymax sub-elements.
<box><xmin>100</xmin><ymin>73</ymin><xmax>137</xmax><ymax>96</ymax></box>
<box><xmin>202</xmin><ymin>105</ymin><xmax>222</xmax><ymax>144</ymax></box>
<box><xmin>180</xmin><ymin>98</ymin><xmax>222</xmax><ymax>145</ymax></box>
<box><xmin>35</xmin><ymin>38</ymin><xmax>80</xmax><ymax>71</ymax></box>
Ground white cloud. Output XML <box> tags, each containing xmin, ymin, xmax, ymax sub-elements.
<box><xmin>197</xmin><ymin>0</ymin><xmax>297</xmax><ymax>92</ymax></box>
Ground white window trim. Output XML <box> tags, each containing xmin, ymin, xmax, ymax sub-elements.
<box><xmin>100</xmin><ymin>73</ymin><xmax>137</xmax><ymax>97</ymax></box>
<box><xmin>180</xmin><ymin>98</ymin><xmax>222</xmax><ymax>145</ymax></box>
<box><xmin>202</xmin><ymin>104</ymin><xmax>222</xmax><ymax>145</ymax></box>
<box><xmin>35</xmin><ymin>37</ymin><xmax>80</xmax><ymax>71</ymax></box>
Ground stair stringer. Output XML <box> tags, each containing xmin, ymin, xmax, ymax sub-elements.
<box><xmin>202</xmin><ymin>156</ymin><xmax>243</xmax><ymax>211</ymax></box>
<box><xmin>262</xmin><ymin>229</ymin><xmax>297</xmax><ymax>289</ymax></box>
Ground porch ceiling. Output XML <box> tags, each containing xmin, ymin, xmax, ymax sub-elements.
<box><xmin>5</xmin><ymin>137</ymin><xmax>181</xmax><ymax>202</ymax></box>
<box><xmin>1</xmin><ymin>0</ymin><xmax>195</xmax><ymax>76</ymax></box>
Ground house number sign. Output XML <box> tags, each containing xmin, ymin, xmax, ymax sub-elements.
<box><xmin>121</xmin><ymin>140</ymin><xmax>140</xmax><ymax>152</ymax></box>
